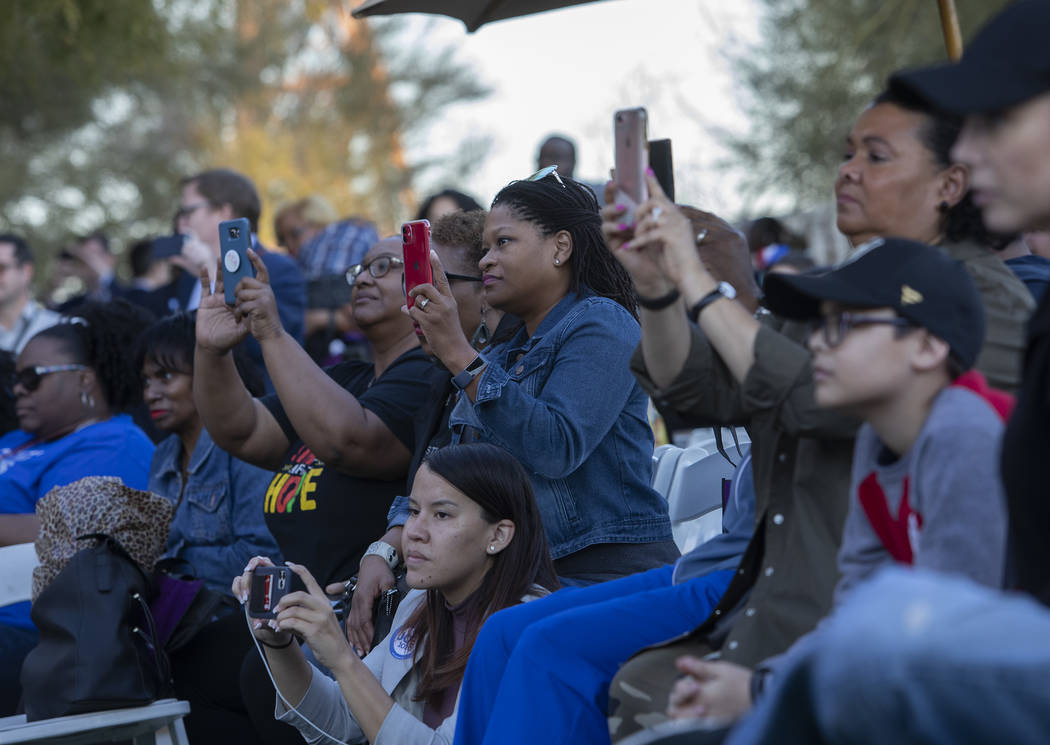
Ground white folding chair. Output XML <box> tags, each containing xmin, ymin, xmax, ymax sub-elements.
<box><xmin>0</xmin><ymin>699</ymin><xmax>190</xmax><ymax>745</ymax></box>
<box><xmin>0</xmin><ymin>543</ymin><xmax>38</xmax><ymax>608</ymax></box>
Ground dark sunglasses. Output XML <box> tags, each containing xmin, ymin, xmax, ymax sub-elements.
<box><xmin>808</xmin><ymin>312</ymin><xmax>916</xmax><ymax>348</ymax></box>
<box><xmin>15</xmin><ymin>364</ymin><xmax>87</xmax><ymax>392</ymax></box>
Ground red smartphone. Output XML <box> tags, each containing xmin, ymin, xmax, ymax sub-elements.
<box><xmin>402</xmin><ymin>219</ymin><xmax>432</xmax><ymax>309</ymax></box>
<box><xmin>614</xmin><ymin>107</ymin><xmax>649</xmax><ymax>224</ymax></box>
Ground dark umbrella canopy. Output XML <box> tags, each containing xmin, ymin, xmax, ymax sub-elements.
<box><xmin>351</xmin><ymin>0</ymin><xmax>608</xmax><ymax>32</ymax></box>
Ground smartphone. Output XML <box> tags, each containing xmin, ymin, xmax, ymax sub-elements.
<box><xmin>219</xmin><ymin>218</ymin><xmax>255</xmax><ymax>305</ymax></box>
<box><xmin>150</xmin><ymin>234</ymin><xmax>185</xmax><ymax>260</ymax></box>
<box><xmin>402</xmin><ymin>219</ymin><xmax>433</xmax><ymax>309</ymax></box>
<box><xmin>248</xmin><ymin>566</ymin><xmax>307</xmax><ymax>620</ymax></box>
<box><xmin>648</xmin><ymin>138</ymin><xmax>675</xmax><ymax>202</ymax></box>
<box><xmin>614</xmin><ymin>107</ymin><xmax>649</xmax><ymax>223</ymax></box>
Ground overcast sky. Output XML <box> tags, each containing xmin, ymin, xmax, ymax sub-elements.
<box><xmin>390</xmin><ymin>0</ymin><xmax>763</xmax><ymax>217</ymax></box>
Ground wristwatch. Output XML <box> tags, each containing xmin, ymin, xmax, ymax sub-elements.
<box><xmin>452</xmin><ymin>354</ymin><xmax>486</xmax><ymax>391</ymax></box>
<box><xmin>688</xmin><ymin>281</ymin><xmax>737</xmax><ymax>323</ymax></box>
<box><xmin>362</xmin><ymin>541</ymin><xmax>400</xmax><ymax>570</ymax></box>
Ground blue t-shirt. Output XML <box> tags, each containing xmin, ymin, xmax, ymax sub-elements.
<box><xmin>0</xmin><ymin>415</ymin><xmax>154</xmax><ymax>630</ymax></box>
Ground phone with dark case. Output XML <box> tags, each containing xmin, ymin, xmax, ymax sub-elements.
<box><xmin>150</xmin><ymin>234</ymin><xmax>185</xmax><ymax>260</ymax></box>
<box><xmin>402</xmin><ymin>219</ymin><xmax>432</xmax><ymax>309</ymax></box>
<box><xmin>648</xmin><ymin>138</ymin><xmax>675</xmax><ymax>202</ymax></box>
<box><xmin>219</xmin><ymin>218</ymin><xmax>255</xmax><ymax>305</ymax></box>
<box><xmin>248</xmin><ymin>566</ymin><xmax>307</xmax><ymax>620</ymax></box>
<box><xmin>614</xmin><ymin>107</ymin><xmax>649</xmax><ymax>224</ymax></box>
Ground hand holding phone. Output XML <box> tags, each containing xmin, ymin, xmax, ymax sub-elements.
<box><xmin>219</xmin><ymin>218</ymin><xmax>255</xmax><ymax>305</ymax></box>
<box><xmin>248</xmin><ymin>565</ymin><xmax>308</xmax><ymax>620</ymax></box>
<box><xmin>402</xmin><ymin>219</ymin><xmax>433</xmax><ymax>308</ymax></box>
<box><xmin>614</xmin><ymin>107</ymin><xmax>649</xmax><ymax>225</ymax></box>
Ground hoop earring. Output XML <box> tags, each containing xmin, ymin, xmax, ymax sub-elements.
<box><xmin>80</xmin><ymin>391</ymin><xmax>96</xmax><ymax>410</ymax></box>
<box><xmin>470</xmin><ymin>301</ymin><xmax>492</xmax><ymax>349</ymax></box>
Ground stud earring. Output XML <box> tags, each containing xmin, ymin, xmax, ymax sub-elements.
<box><xmin>554</xmin><ymin>259</ymin><xmax>561</xmax><ymax>265</ymax></box>
<box><xmin>488</xmin><ymin>544</ymin><xmax>495</xmax><ymax>554</ymax></box>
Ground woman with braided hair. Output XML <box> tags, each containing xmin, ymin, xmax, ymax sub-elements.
<box><xmin>406</xmin><ymin>168</ymin><xmax>676</xmax><ymax>584</ymax></box>
<box><xmin>0</xmin><ymin>299</ymin><xmax>156</xmax><ymax>714</ymax></box>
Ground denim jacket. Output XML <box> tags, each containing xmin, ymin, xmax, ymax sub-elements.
<box><xmin>149</xmin><ymin>427</ymin><xmax>282</xmax><ymax>595</ymax></box>
<box><xmin>449</xmin><ymin>290</ymin><xmax>672</xmax><ymax>559</ymax></box>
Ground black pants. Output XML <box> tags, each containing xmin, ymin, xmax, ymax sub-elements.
<box><xmin>169</xmin><ymin>610</ymin><xmax>258</xmax><ymax>745</ymax></box>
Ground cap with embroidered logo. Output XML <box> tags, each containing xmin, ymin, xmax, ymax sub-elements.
<box><xmin>762</xmin><ymin>237</ymin><xmax>985</xmax><ymax>369</ymax></box>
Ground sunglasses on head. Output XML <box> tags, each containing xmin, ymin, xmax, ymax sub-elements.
<box><xmin>15</xmin><ymin>364</ymin><xmax>87</xmax><ymax>392</ymax></box>
<box><xmin>524</xmin><ymin>165</ymin><xmax>566</xmax><ymax>188</ymax></box>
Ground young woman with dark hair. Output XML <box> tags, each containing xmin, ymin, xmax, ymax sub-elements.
<box><xmin>407</xmin><ymin>170</ymin><xmax>677</xmax><ymax>585</ymax></box>
<box><xmin>233</xmin><ymin>443</ymin><xmax>556</xmax><ymax>745</ymax></box>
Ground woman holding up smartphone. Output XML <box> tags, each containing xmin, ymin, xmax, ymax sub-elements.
<box><xmin>406</xmin><ymin>168</ymin><xmax>678</xmax><ymax>584</ymax></box>
<box><xmin>233</xmin><ymin>444</ymin><xmax>557</xmax><ymax>745</ymax></box>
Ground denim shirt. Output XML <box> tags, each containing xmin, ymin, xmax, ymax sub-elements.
<box><xmin>449</xmin><ymin>290</ymin><xmax>672</xmax><ymax>559</ymax></box>
<box><xmin>149</xmin><ymin>427</ymin><xmax>282</xmax><ymax>595</ymax></box>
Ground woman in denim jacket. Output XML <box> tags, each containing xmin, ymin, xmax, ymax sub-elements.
<box><xmin>140</xmin><ymin>313</ymin><xmax>281</xmax><ymax>593</ymax></box>
<box><xmin>407</xmin><ymin>169</ymin><xmax>677</xmax><ymax>583</ymax></box>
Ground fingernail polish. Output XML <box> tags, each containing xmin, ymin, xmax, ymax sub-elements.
<box><xmin>646</xmin><ymin>167</ymin><xmax>655</xmax><ymax>176</ymax></box>
<box><xmin>618</xmin><ymin>223</ymin><xmax>629</xmax><ymax>232</ymax></box>
<box><xmin>616</xmin><ymin>204</ymin><xmax>626</xmax><ymax>211</ymax></box>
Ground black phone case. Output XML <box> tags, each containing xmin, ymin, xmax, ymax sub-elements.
<box><xmin>248</xmin><ymin>566</ymin><xmax>306</xmax><ymax>619</ymax></box>
<box><xmin>219</xmin><ymin>218</ymin><xmax>255</xmax><ymax>305</ymax></box>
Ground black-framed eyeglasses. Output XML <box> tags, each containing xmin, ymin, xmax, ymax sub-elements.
<box><xmin>525</xmin><ymin>165</ymin><xmax>566</xmax><ymax>188</ymax></box>
<box><xmin>445</xmin><ymin>272</ymin><xmax>483</xmax><ymax>283</ymax></box>
<box><xmin>345</xmin><ymin>255</ymin><xmax>405</xmax><ymax>286</ymax></box>
<box><xmin>809</xmin><ymin>312</ymin><xmax>917</xmax><ymax>348</ymax></box>
<box><xmin>15</xmin><ymin>364</ymin><xmax>87</xmax><ymax>393</ymax></box>
<box><xmin>174</xmin><ymin>201</ymin><xmax>209</xmax><ymax>221</ymax></box>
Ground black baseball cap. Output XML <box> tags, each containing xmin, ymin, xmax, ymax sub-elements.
<box><xmin>763</xmin><ymin>238</ymin><xmax>985</xmax><ymax>369</ymax></box>
<box><xmin>889</xmin><ymin>0</ymin><xmax>1050</xmax><ymax>115</ymax></box>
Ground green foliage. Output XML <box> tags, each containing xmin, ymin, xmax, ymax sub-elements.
<box><xmin>728</xmin><ymin>0</ymin><xmax>1012</xmax><ymax>209</ymax></box>
<box><xmin>0</xmin><ymin>0</ymin><xmax>488</xmax><ymax>274</ymax></box>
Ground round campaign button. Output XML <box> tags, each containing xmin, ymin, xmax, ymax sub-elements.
<box><xmin>223</xmin><ymin>249</ymin><xmax>241</xmax><ymax>273</ymax></box>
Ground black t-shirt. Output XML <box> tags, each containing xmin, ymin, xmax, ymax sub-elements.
<box><xmin>260</xmin><ymin>348</ymin><xmax>435</xmax><ymax>586</ymax></box>
<box><xmin>1002</xmin><ymin>289</ymin><xmax>1050</xmax><ymax>607</ymax></box>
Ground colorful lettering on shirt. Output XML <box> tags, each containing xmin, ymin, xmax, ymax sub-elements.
<box><xmin>264</xmin><ymin>445</ymin><xmax>323</xmax><ymax>514</ymax></box>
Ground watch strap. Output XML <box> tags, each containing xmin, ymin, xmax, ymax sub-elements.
<box><xmin>363</xmin><ymin>541</ymin><xmax>399</xmax><ymax>570</ymax></box>
<box><xmin>688</xmin><ymin>282</ymin><xmax>736</xmax><ymax>323</ymax></box>
<box><xmin>452</xmin><ymin>354</ymin><xmax>485</xmax><ymax>390</ymax></box>
<box><xmin>636</xmin><ymin>287</ymin><xmax>681</xmax><ymax>311</ymax></box>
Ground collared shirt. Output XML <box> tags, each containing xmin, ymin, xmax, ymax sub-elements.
<box><xmin>450</xmin><ymin>290</ymin><xmax>673</xmax><ymax>559</ymax></box>
<box><xmin>297</xmin><ymin>218</ymin><xmax>379</xmax><ymax>280</ymax></box>
<box><xmin>149</xmin><ymin>427</ymin><xmax>281</xmax><ymax>596</ymax></box>
<box><xmin>632</xmin><ymin>318</ymin><xmax>857</xmax><ymax>667</ymax></box>
<box><xmin>0</xmin><ymin>300</ymin><xmax>60</xmax><ymax>353</ymax></box>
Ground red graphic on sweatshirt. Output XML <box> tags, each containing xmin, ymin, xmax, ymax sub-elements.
<box><xmin>857</xmin><ymin>473</ymin><xmax>924</xmax><ymax>564</ymax></box>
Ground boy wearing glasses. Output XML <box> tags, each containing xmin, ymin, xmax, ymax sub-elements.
<box><xmin>662</xmin><ymin>237</ymin><xmax>1009</xmax><ymax>724</ymax></box>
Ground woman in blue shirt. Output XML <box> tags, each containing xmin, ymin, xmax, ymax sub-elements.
<box><xmin>0</xmin><ymin>301</ymin><xmax>155</xmax><ymax>715</ymax></box>
<box><xmin>407</xmin><ymin>168</ymin><xmax>676</xmax><ymax>582</ymax></box>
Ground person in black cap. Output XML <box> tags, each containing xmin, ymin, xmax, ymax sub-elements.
<box><xmin>663</xmin><ymin>238</ymin><xmax>1010</xmax><ymax>728</ymax></box>
<box><xmin>890</xmin><ymin>0</ymin><xmax>1050</xmax><ymax>611</ymax></box>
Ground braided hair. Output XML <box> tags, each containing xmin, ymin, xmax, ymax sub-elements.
<box><xmin>491</xmin><ymin>174</ymin><xmax>638</xmax><ymax>317</ymax></box>
<box><xmin>32</xmin><ymin>300</ymin><xmax>156</xmax><ymax>412</ymax></box>
<box><xmin>874</xmin><ymin>88</ymin><xmax>1012</xmax><ymax>250</ymax></box>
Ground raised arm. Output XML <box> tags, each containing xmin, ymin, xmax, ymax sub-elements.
<box><xmin>231</xmin><ymin>250</ymin><xmax>413</xmax><ymax>479</ymax></box>
<box><xmin>193</xmin><ymin>263</ymin><xmax>290</xmax><ymax>470</ymax></box>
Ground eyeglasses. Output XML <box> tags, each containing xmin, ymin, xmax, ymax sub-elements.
<box><xmin>346</xmin><ymin>255</ymin><xmax>405</xmax><ymax>286</ymax></box>
<box><xmin>445</xmin><ymin>272</ymin><xmax>483</xmax><ymax>283</ymax></box>
<box><xmin>809</xmin><ymin>312</ymin><xmax>917</xmax><ymax>348</ymax></box>
<box><xmin>174</xmin><ymin>202</ymin><xmax>209</xmax><ymax>221</ymax></box>
<box><xmin>15</xmin><ymin>364</ymin><xmax>87</xmax><ymax>392</ymax></box>
<box><xmin>525</xmin><ymin>165</ymin><xmax>566</xmax><ymax>188</ymax></box>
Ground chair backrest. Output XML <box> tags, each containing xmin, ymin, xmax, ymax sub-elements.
<box><xmin>0</xmin><ymin>543</ymin><xmax>39</xmax><ymax>608</ymax></box>
<box><xmin>650</xmin><ymin>444</ymin><xmax>684</xmax><ymax>499</ymax></box>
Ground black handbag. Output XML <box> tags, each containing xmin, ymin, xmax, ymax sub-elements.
<box><xmin>20</xmin><ymin>534</ymin><xmax>171</xmax><ymax>721</ymax></box>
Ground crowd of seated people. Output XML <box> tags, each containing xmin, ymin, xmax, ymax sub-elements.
<box><xmin>3</xmin><ymin>6</ymin><xmax>1050</xmax><ymax>743</ymax></box>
